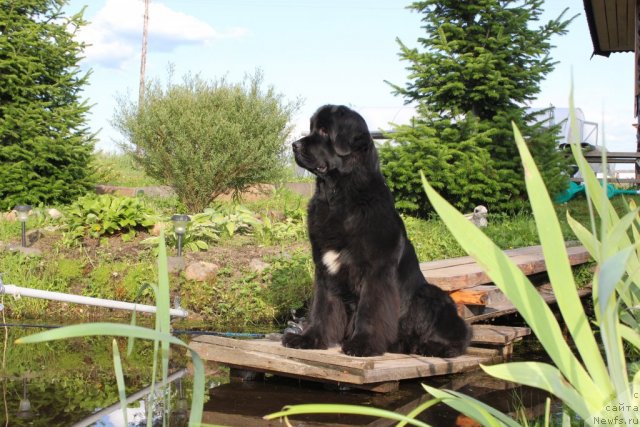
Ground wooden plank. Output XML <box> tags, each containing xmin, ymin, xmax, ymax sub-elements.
<box><xmin>421</xmin><ymin>245</ymin><xmax>541</xmax><ymax>271</ymax></box>
<box><xmin>466</xmin><ymin>285</ymin><xmax>592</xmax><ymax>323</ymax></box>
<box><xmin>421</xmin><ymin>245</ymin><xmax>590</xmax><ymax>291</ymax></box>
<box><xmin>471</xmin><ymin>325</ymin><xmax>530</xmax><ymax>344</ymax></box>
<box><xmin>450</xmin><ymin>285</ymin><xmax>508</xmax><ymax>306</ymax></box>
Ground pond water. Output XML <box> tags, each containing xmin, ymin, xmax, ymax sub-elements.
<box><xmin>0</xmin><ymin>320</ymin><xmax>554</xmax><ymax>426</ymax></box>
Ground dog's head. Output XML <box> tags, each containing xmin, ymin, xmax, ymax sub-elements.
<box><xmin>292</xmin><ymin>105</ymin><xmax>374</xmax><ymax>177</ymax></box>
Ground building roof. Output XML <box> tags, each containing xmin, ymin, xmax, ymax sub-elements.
<box><xmin>583</xmin><ymin>0</ymin><xmax>635</xmax><ymax>56</ymax></box>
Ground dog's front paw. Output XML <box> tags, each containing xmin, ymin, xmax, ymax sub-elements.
<box><xmin>341</xmin><ymin>335</ymin><xmax>384</xmax><ymax>357</ymax></box>
<box><xmin>282</xmin><ymin>332</ymin><xmax>327</xmax><ymax>350</ymax></box>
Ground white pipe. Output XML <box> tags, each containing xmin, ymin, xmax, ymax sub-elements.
<box><xmin>71</xmin><ymin>369</ymin><xmax>188</xmax><ymax>427</ymax></box>
<box><xmin>1</xmin><ymin>284</ymin><xmax>188</xmax><ymax>318</ymax></box>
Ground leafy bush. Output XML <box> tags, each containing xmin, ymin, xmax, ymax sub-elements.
<box><xmin>62</xmin><ymin>194</ymin><xmax>156</xmax><ymax>245</ymax></box>
<box><xmin>380</xmin><ymin>112</ymin><xmax>508</xmax><ymax>216</ymax></box>
<box><xmin>113</xmin><ymin>70</ymin><xmax>301</xmax><ymax>212</ymax></box>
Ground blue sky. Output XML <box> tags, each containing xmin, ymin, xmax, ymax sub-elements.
<box><xmin>65</xmin><ymin>0</ymin><xmax>636</xmax><ymax>160</ymax></box>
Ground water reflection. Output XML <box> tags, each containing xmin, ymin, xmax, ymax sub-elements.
<box><xmin>1</xmin><ymin>323</ymin><xmax>553</xmax><ymax>426</ymax></box>
<box><xmin>73</xmin><ymin>369</ymin><xmax>187</xmax><ymax>427</ymax></box>
<box><xmin>202</xmin><ymin>372</ymin><xmax>550</xmax><ymax>426</ymax></box>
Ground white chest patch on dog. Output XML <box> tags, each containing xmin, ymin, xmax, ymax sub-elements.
<box><xmin>322</xmin><ymin>250</ymin><xmax>341</xmax><ymax>275</ymax></box>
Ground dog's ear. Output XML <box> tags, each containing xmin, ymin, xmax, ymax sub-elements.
<box><xmin>329</xmin><ymin>107</ymin><xmax>371</xmax><ymax>156</ymax></box>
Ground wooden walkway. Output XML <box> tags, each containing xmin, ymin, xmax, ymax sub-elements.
<box><xmin>190</xmin><ymin>325</ymin><xmax>530</xmax><ymax>393</ymax></box>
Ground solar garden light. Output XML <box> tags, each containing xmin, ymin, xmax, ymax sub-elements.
<box><xmin>17</xmin><ymin>377</ymin><xmax>32</xmax><ymax>420</ymax></box>
<box><xmin>14</xmin><ymin>205</ymin><xmax>32</xmax><ymax>247</ymax></box>
<box><xmin>171</xmin><ymin>214</ymin><xmax>190</xmax><ymax>256</ymax></box>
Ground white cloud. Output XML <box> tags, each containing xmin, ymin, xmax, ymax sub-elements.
<box><xmin>77</xmin><ymin>0</ymin><xmax>248</xmax><ymax>68</ymax></box>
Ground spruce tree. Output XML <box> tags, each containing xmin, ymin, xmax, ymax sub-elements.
<box><xmin>0</xmin><ymin>0</ymin><xmax>95</xmax><ymax>211</ymax></box>
<box><xmin>381</xmin><ymin>0</ymin><xmax>574</xmax><ymax>215</ymax></box>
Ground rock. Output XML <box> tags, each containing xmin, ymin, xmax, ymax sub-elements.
<box><xmin>26</xmin><ymin>229</ymin><xmax>44</xmax><ymax>245</ymax></box>
<box><xmin>3</xmin><ymin>211</ymin><xmax>17</xmax><ymax>221</ymax></box>
<box><xmin>47</xmin><ymin>208</ymin><xmax>63</xmax><ymax>220</ymax></box>
<box><xmin>5</xmin><ymin>244</ymin><xmax>42</xmax><ymax>257</ymax></box>
<box><xmin>249</xmin><ymin>258</ymin><xmax>270</xmax><ymax>274</ymax></box>
<box><xmin>184</xmin><ymin>261</ymin><xmax>219</xmax><ymax>282</ymax></box>
<box><xmin>151</xmin><ymin>222</ymin><xmax>168</xmax><ymax>236</ymax></box>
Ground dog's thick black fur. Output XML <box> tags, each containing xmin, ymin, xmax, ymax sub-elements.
<box><xmin>282</xmin><ymin>105</ymin><xmax>472</xmax><ymax>357</ymax></box>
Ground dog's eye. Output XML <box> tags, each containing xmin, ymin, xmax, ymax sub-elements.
<box><xmin>318</xmin><ymin>128</ymin><xmax>328</xmax><ymax>137</ymax></box>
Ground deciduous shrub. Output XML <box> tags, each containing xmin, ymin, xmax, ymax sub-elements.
<box><xmin>113</xmin><ymin>70</ymin><xmax>300</xmax><ymax>212</ymax></box>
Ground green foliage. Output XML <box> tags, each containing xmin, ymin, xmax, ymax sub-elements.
<box><xmin>254</xmin><ymin>215</ymin><xmax>307</xmax><ymax>246</ymax></box>
<box><xmin>403</xmin><ymin>215</ymin><xmax>465</xmax><ymax>261</ymax></box>
<box><xmin>0</xmin><ymin>0</ymin><xmax>96</xmax><ymax>211</ymax></box>
<box><xmin>62</xmin><ymin>194</ymin><xmax>156</xmax><ymax>245</ymax></box>
<box><xmin>181</xmin><ymin>275</ymin><xmax>276</xmax><ymax>326</ymax></box>
<box><xmin>262</xmin><ymin>251</ymin><xmax>314</xmax><ymax>317</ymax></box>
<box><xmin>87</xmin><ymin>261</ymin><xmax>155</xmax><ymax>302</ymax></box>
<box><xmin>113</xmin><ymin>69</ymin><xmax>301</xmax><ymax>212</ymax></box>
<box><xmin>382</xmin><ymin>0</ymin><xmax>574</xmax><ymax>216</ymax></box>
<box><xmin>90</xmin><ymin>151</ymin><xmax>160</xmax><ymax>187</ymax></box>
<box><xmin>380</xmin><ymin>110</ymin><xmax>507</xmax><ymax>215</ymax></box>
<box><xmin>16</xmin><ymin>235</ymin><xmax>207</xmax><ymax>425</ymax></box>
<box><xmin>142</xmin><ymin>205</ymin><xmax>264</xmax><ymax>253</ymax></box>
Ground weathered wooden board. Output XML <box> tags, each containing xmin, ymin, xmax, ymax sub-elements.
<box><xmin>465</xmin><ymin>284</ymin><xmax>592</xmax><ymax>323</ymax></box>
<box><xmin>420</xmin><ymin>245</ymin><xmax>591</xmax><ymax>291</ymax></box>
<box><xmin>189</xmin><ymin>325</ymin><xmax>528</xmax><ymax>392</ymax></box>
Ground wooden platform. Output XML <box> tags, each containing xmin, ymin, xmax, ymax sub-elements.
<box><xmin>190</xmin><ymin>325</ymin><xmax>530</xmax><ymax>393</ymax></box>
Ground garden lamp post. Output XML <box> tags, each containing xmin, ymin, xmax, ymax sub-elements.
<box><xmin>14</xmin><ymin>205</ymin><xmax>32</xmax><ymax>247</ymax></box>
<box><xmin>171</xmin><ymin>214</ymin><xmax>190</xmax><ymax>256</ymax></box>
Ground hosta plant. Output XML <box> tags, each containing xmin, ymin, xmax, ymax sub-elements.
<box><xmin>62</xmin><ymin>194</ymin><xmax>156</xmax><ymax>245</ymax></box>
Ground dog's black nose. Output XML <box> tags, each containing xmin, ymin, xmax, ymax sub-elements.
<box><xmin>292</xmin><ymin>140</ymin><xmax>302</xmax><ymax>152</ymax></box>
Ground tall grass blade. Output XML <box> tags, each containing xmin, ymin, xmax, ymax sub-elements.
<box><xmin>511</xmin><ymin>123</ymin><xmax>610</xmax><ymax>394</ymax></box>
<box><xmin>481</xmin><ymin>362</ymin><xmax>591</xmax><ymax>420</ymax></box>
<box><xmin>157</xmin><ymin>230</ymin><xmax>171</xmax><ymax>381</ymax></box>
<box><xmin>264</xmin><ymin>404</ymin><xmax>432</xmax><ymax>427</ymax></box>
<box><xmin>112</xmin><ymin>339</ymin><xmax>128</xmax><ymax>426</ymax></box>
<box><xmin>566</xmin><ymin>211</ymin><xmax>599</xmax><ymax>257</ymax></box>
<box><xmin>598</xmin><ymin>247</ymin><xmax>634</xmax><ymax>317</ymax></box>
<box><xmin>597</xmin><ymin>247</ymin><xmax>634</xmax><ymax>396</ymax></box>
<box><xmin>421</xmin><ymin>385</ymin><xmax>519</xmax><ymax>427</ymax></box>
<box><xmin>420</xmin><ymin>172</ymin><xmax>603</xmax><ymax>410</ymax></box>
<box><xmin>620</xmin><ymin>324</ymin><xmax>640</xmax><ymax>350</ymax></box>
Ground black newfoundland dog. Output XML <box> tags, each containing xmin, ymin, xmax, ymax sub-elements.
<box><xmin>282</xmin><ymin>105</ymin><xmax>472</xmax><ymax>357</ymax></box>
